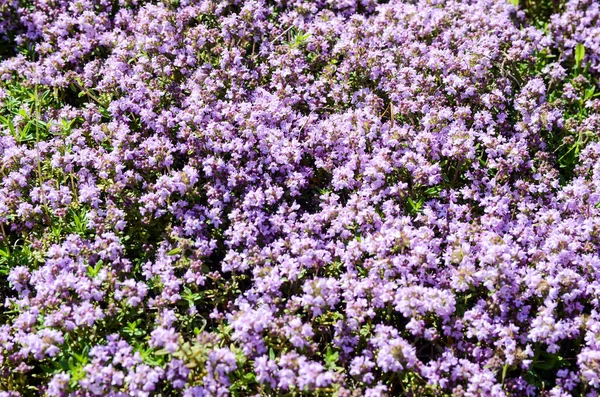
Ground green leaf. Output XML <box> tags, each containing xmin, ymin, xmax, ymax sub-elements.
<box><xmin>502</xmin><ymin>363</ymin><xmax>509</xmax><ymax>384</ymax></box>
<box><xmin>324</xmin><ymin>347</ymin><xmax>339</xmax><ymax>369</ymax></box>
<box><xmin>585</xmin><ymin>86</ymin><xmax>596</xmax><ymax>101</ymax></box>
<box><xmin>87</xmin><ymin>260</ymin><xmax>103</xmax><ymax>278</ymax></box>
<box><xmin>167</xmin><ymin>247</ymin><xmax>182</xmax><ymax>256</ymax></box>
<box><xmin>575</xmin><ymin>43</ymin><xmax>585</xmax><ymax>68</ymax></box>
<box><xmin>407</xmin><ymin>197</ymin><xmax>424</xmax><ymax>214</ymax></box>
<box><xmin>269</xmin><ymin>347</ymin><xmax>276</xmax><ymax>360</ymax></box>
<box><xmin>507</xmin><ymin>0</ymin><xmax>518</xmax><ymax>7</ymax></box>
<box><xmin>0</xmin><ymin>115</ymin><xmax>16</xmax><ymax>137</ymax></box>
<box><xmin>155</xmin><ymin>348</ymin><xmax>171</xmax><ymax>355</ymax></box>
<box><xmin>425</xmin><ymin>185</ymin><xmax>442</xmax><ymax>198</ymax></box>
<box><xmin>69</xmin><ymin>207</ymin><xmax>89</xmax><ymax>235</ymax></box>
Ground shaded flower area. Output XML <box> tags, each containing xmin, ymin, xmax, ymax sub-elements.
<box><xmin>1</xmin><ymin>0</ymin><xmax>600</xmax><ymax>395</ymax></box>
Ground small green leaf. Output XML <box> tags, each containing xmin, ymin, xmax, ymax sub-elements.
<box><xmin>324</xmin><ymin>347</ymin><xmax>339</xmax><ymax>369</ymax></box>
<box><xmin>575</xmin><ymin>43</ymin><xmax>585</xmax><ymax>68</ymax></box>
<box><xmin>502</xmin><ymin>363</ymin><xmax>509</xmax><ymax>384</ymax></box>
<box><xmin>585</xmin><ymin>86</ymin><xmax>596</xmax><ymax>101</ymax></box>
<box><xmin>407</xmin><ymin>197</ymin><xmax>424</xmax><ymax>214</ymax></box>
<box><xmin>167</xmin><ymin>247</ymin><xmax>182</xmax><ymax>256</ymax></box>
<box><xmin>87</xmin><ymin>260</ymin><xmax>103</xmax><ymax>277</ymax></box>
<box><xmin>425</xmin><ymin>185</ymin><xmax>442</xmax><ymax>198</ymax></box>
<box><xmin>155</xmin><ymin>348</ymin><xmax>171</xmax><ymax>355</ymax></box>
<box><xmin>507</xmin><ymin>0</ymin><xmax>518</xmax><ymax>7</ymax></box>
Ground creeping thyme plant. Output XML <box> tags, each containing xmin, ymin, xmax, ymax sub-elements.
<box><xmin>1</xmin><ymin>0</ymin><xmax>600</xmax><ymax>395</ymax></box>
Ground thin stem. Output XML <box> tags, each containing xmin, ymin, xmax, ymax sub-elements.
<box><xmin>70</xmin><ymin>171</ymin><xmax>78</xmax><ymax>205</ymax></box>
<box><xmin>0</xmin><ymin>222</ymin><xmax>7</xmax><ymax>245</ymax></box>
<box><xmin>34</xmin><ymin>84</ymin><xmax>46</xmax><ymax>206</ymax></box>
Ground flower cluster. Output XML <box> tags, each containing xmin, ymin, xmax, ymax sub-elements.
<box><xmin>1</xmin><ymin>0</ymin><xmax>600</xmax><ymax>395</ymax></box>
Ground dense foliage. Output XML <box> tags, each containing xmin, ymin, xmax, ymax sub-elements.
<box><xmin>1</xmin><ymin>0</ymin><xmax>600</xmax><ymax>395</ymax></box>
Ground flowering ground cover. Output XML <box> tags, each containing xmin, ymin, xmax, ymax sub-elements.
<box><xmin>1</xmin><ymin>0</ymin><xmax>600</xmax><ymax>395</ymax></box>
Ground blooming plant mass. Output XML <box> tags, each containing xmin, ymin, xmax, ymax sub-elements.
<box><xmin>1</xmin><ymin>0</ymin><xmax>600</xmax><ymax>395</ymax></box>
